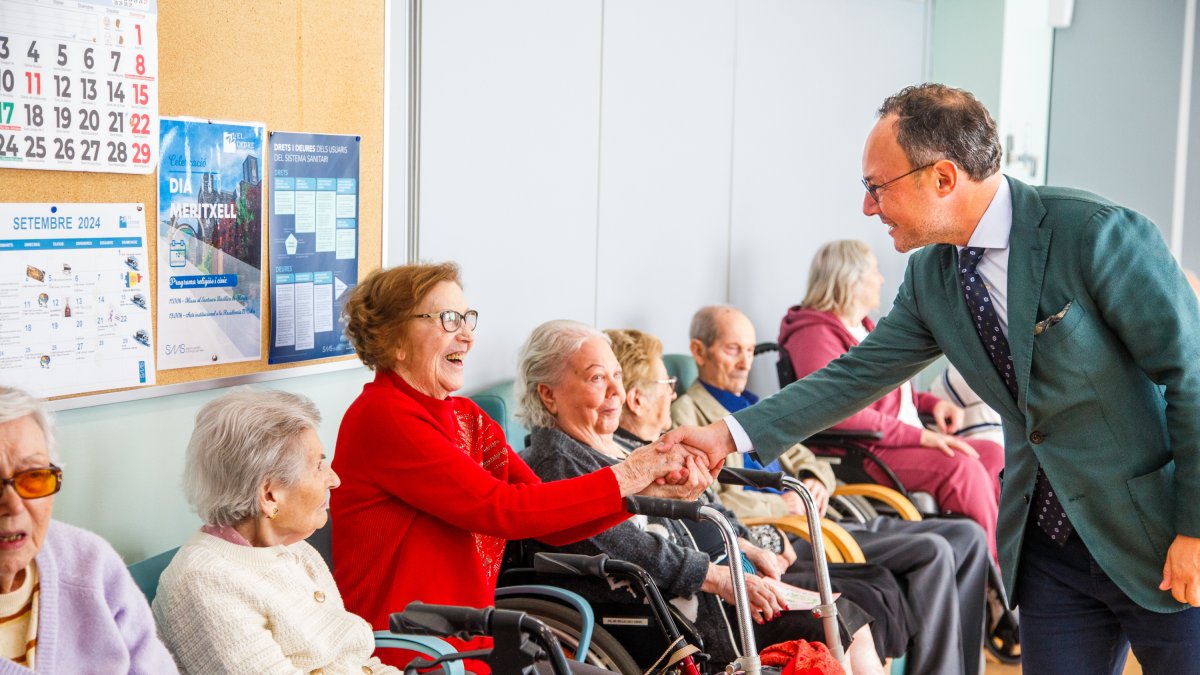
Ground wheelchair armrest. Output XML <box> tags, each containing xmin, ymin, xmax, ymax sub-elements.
<box><xmin>834</xmin><ymin>484</ymin><xmax>923</xmax><ymax>521</ymax></box>
<box><xmin>494</xmin><ymin>585</ymin><xmax>594</xmax><ymax>661</ymax></box>
<box><xmin>803</xmin><ymin>429</ymin><xmax>884</xmax><ymax>445</ymax></box>
<box><xmin>372</xmin><ymin>632</ymin><xmax>466</xmax><ymax>674</ymax></box>
<box><xmin>741</xmin><ymin>516</ymin><xmax>865</xmax><ymax>563</ymax></box>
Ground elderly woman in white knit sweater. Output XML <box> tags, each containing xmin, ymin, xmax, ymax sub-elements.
<box><xmin>153</xmin><ymin>389</ymin><xmax>398</xmax><ymax>674</ymax></box>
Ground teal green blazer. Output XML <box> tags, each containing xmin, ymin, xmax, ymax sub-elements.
<box><xmin>736</xmin><ymin>177</ymin><xmax>1200</xmax><ymax>612</ymax></box>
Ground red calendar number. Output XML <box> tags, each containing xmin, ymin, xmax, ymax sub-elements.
<box><xmin>130</xmin><ymin>113</ymin><xmax>149</xmax><ymax>134</ymax></box>
<box><xmin>135</xmin><ymin>54</ymin><xmax>145</xmax><ymax>76</ymax></box>
<box><xmin>133</xmin><ymin>83</ymin><xmax>148</xmax><ymax>105</ymax></box>
<box><xmin>24</xmin><ymin>71</ymin><xmax>40</xmax><ymax>95</ymax></box>
<box><xmin>131</xmin><ymin>142</ymin><xmax>150</xmax><ymax>164</ymax></box>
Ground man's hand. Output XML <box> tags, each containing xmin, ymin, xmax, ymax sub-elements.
<box><xmin>657</xmin><ymin>421</ymin><xmax>738</xmax><ymax>479</ymax></box>
<box><xmin>930</xmin><ymin>400</ymin><xmax>964</xmax><ymax>434</ymax></box>
<box><xmin>615</xmin><ymin>441</ymin><xmax>708</xmax><ymax>496</ymax></box>
<box><xmin>1160</xmin><ymin>534</ymin><xmax>1200</xmax><ymax>606</ymax></box>
<box><xmin>802</xmin><ymin>477</ymin><xmax>830</xmax><ymax>519</ymax></box>
<box><xmin>919</xmin><ymin>428</ymin><xmax>978</xmax><ymax>458</ymax></box>
<box><xmin>781</xmin><ymin>490</ymin><xmax>807</xmax><ymax>516</ymax></box>
<box><xmin>638</xmin><ymin>454</ymin><xmax>712</xmax><ymax>499</ymax></box>
<box><xmin>777</xmin><ymin>538</ymin><xmax>797</xmax><ymax>570</ymax></box>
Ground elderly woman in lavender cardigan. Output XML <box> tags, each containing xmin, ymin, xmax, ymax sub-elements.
<box><xmin>0</xmin><ymin>386</ymin><xmax>176</xmax><ymax>674</ymax></box>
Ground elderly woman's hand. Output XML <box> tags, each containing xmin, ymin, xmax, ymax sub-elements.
<box><xmin>612</xmin><ymin>442</ymin><xmax>709</xmax><ymax>497</ymax></box>
<box><xmin>636</xmin><ymin>453</ymin><xmax>712</xmax><ymax>500</ymax></box>
<box><xmin>740</xmin><ymin>539</ymin><xmax>784</xmax><ymax>580</ymax></box>
<box><xmin>702</xmin><ymin>564</ymin><xmax>786</xmax><ymax>625</ymax></box>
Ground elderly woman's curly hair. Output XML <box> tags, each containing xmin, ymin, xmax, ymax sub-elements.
<box><xmin>342</xmin><ymin>262</ymin><xmax>461</xmax><ymax>370</ymax></box>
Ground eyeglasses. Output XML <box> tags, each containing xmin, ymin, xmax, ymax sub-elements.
<box><xmin>861</xmin><ymin>163</ymin><xmax>936</xmax><ymax>203</ymax></box>
<box><xmin>413</xmin><ymin>309</ymin><xmax>479</xmax><ymax>333</ymax></box>
<box><xmin>653</xmin><ymin>376</ymin><xmax>678</xmax><ymax>391</ymax></box>
<box><xmin>0</xmin><ymin>465</ymin><xmax>63</xmax><ymax>500</ymax></box>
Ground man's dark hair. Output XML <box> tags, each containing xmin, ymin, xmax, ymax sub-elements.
<box><xmin>878</xmin><ymin>83</ymin><xmax>1002</xmax><ymax>181</ymax></box>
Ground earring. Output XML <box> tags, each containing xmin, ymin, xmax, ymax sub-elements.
<box><xmin>268</xmin><ymin>506</ymin><xmax>279</xmax><ymax>520</ymax></box>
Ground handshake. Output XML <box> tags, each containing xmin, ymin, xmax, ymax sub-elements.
<box><xmin>609</xmin><ymin>423</ymin><xmax>739</xmax><ymax>500</ymax></box>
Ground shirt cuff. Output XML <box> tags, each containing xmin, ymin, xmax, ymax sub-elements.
<box><xmin>723</xmin><ymin>415</ymin><xmax>754</xmax><ymax>453</ymax></box>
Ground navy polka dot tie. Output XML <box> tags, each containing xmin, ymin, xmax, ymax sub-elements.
<box><xmin>959</xmin><ymin>247</ymin><xmax>1072</xmax><ymax>546</ymax></box>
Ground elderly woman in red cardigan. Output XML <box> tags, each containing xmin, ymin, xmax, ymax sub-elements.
<box><xmin>330</xmin><ymin>262</ymin><xmax>707</xmax><ymax>671</ymax></box>
<box><xmin>779</xmin><ymin>240</ymin><xmax>1003</xmax><ymax>559</ymax></box>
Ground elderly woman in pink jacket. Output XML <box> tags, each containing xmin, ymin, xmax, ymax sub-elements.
<box><xmin>779</xmin><ymin>240</ymin><xmax>1003</xmax><ymax>558</ymax></box>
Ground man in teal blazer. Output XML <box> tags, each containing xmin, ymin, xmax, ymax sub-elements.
<box><xmin>665</xmin><ymin>84</ymin><xmax>1200</xmax><ymax>673</ymax></box>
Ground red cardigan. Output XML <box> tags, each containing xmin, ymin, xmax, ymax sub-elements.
<box><xmin>778</xmin><ymin>306</ymin><xmax>939</xmax><ymax>447</ymax></box>
<box><xmin>331</xmin><ymin>370</ymin><xmax>628</xmax><ymax>669</ymax></box>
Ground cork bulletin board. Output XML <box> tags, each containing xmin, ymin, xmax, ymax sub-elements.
<box><xmin>1</xmin><ymin>0</ymin><xmax>386</xmax><ymax>403</ymax></box>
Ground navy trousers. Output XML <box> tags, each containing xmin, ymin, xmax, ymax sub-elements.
<box><xmin>1017</xmin><ymin>522</ymin><xmax>1200</xmax><ymax>674</ymax></box>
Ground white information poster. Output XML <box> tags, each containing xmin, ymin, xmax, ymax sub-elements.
<box><xmin>0</xmin><ymin>202</ymin><xmax>154</xmax><ymax>398</ymax></box>
<box><xmin>0</xmin><ymin>0</ymin><xmax>160</xmax><ymax>173</ymax></box>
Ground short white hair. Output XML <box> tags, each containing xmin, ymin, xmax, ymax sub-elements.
<box><xmin>0</xmin><ymin>387</ymin><xmax>58</xmax><ymax>463</ymax></box>
<box><xmin>515</xmin><ymin>320</ymin><xmax>609</xmax><ymax>430</ymax></box>
<box><xmin>183</xmin><ymin>388</ymin><xmax>321</xmax><ymax>526</ymax></box>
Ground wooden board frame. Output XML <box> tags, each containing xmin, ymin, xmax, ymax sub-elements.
<box><xmin>1</xmin><ymin>0</ymin><xmax>388</xmax><ymax>408</ymax></box>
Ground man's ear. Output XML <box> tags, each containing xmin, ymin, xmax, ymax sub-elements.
<box><xmin>536</xmin><ymin>382</ymin><xmax>557</xmax><ymax>416</ymax></box>
<box><xmin>932</xmin><ymin>158</ymin><xmax>958</xmax><ymax>196</ymax></box>
<box><xmin>689</xmin><ymin>338</ymin><xmax>706</xmax><ymax>366</ymax></box>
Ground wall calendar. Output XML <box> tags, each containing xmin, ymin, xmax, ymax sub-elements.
<box><xmin>0</xmin><ymin>202</ymin><xmax>155</xmax><ymax>398</ymax></box>
<box><xmin>0</xmin><ymin>0</ymin><xmax>158</xmax><ymax>174</ymax></box>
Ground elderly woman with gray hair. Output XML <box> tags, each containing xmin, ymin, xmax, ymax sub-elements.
<box><xmin>518</xmin><ymin>321</ymin><xmax>884</xmax><ymax>674</ymax></box>
<box><xmin>0</xmin><ymin>386</ymin><xmax>176</xmax><ymax>674</ymax></box>
<box><xmin>152</xmin><ymin>389</ymin><xmax>398</xmax><ymax>674</ymax></box>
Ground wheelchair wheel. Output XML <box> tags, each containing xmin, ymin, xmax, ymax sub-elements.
<box><xmin>985</xmin><ymin>614</ymin><xmax>1021</xmax><ymax>665</ymax></box>
<box><xmin>495</xmin><ymin>596</ymin><xmax>641</xmax><ymax>673</ymax></box>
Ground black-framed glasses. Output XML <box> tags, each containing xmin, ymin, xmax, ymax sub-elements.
<box><xmin>0</xmin><ymin>465</ymin><xmax>63</xmax><ymax>500</ymax></box>
<box><xmin>413</xmin><ymin>309</ymin><xmax>479</xmax><ymax>333</ymax></box>
<box><xmin>861</xmin><ymin>162</ymin><xmax>936</xmax><ymax>203</ymax></box>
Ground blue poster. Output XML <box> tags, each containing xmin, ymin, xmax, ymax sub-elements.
<box><xmin>157</xmin><ymin>117</ymin><xmax>264</xmax><ymax>369</ymax></box>
<box><xmin>268</xmin><ymin>132</ymin><xmax>360</xmax><ymax>364</ymax></box>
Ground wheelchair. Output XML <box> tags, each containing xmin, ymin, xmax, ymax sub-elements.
<box><xmin>748</xmin><ymin>342</ymin><xmax>1020</xmax><ymax>666</ymax></box>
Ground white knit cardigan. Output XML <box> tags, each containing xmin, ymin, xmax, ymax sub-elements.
<box><xmin>153</xmin><ymin>530</ymin><xmax>396</xmax><ymax>674</ymax></box>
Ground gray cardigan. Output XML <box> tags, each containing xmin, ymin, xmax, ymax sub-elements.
<box><xmin>522</xmin><ymin>427</ymin><xmax>709</xmax><ymax>597</ymax></box>
<box><xmin>521</xmin><ymin>426</ymin><xmax>742</xmax><ymax>663</ymax></box>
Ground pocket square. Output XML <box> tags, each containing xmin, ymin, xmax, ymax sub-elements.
<box><xmin>1034</xmin><ymin>301</ymin><xmax>1072</xmax><ymax>335</ymax></box>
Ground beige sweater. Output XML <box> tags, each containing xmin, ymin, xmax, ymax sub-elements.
<box><xmin>153</xmin><ymin>530</ymin><xmax>397</xmax><ymax>675</ymax></box>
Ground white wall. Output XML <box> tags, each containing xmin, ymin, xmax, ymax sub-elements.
<box><xmin>730</xmin><ymin>0</ymin><xmax>928</xmax><ymax>390</ymax></box>
<box><xmin>54</xmin><ymin>366</ymin><xmax>373</xmax><ymax>561</ymax></box>
<box><xmin>594</xmin><ymin>0</ymin><xmax>738</xmax><ymax>351</ymax></box>
<box><xmin>419</xmin><ymin>1</ymin><xmax>605</xmax><ymax>388</ymax></box>
<box><xmin>418</xmin><ymin>0</ymin><xmax>932</xmax><ymax>396</ymax></box>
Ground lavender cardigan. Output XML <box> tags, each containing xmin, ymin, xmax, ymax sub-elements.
<box><xmin>0</xmin><ymin>521</ymin><xmax>177</xmax><ymax>675</ymax></box>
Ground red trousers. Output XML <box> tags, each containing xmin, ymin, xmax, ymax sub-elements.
<box><xmin>865</xmin><ymin>438</ymin><xmax>1003</xmax><ymax>561</ymax></box>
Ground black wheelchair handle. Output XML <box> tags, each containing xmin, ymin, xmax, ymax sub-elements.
<box><xmin>533</xmin><ymin>552</ymin><xmax>609</xmax><ymax>578</ymax></box>
<box><xmin>717</xmin><ymin>466</ymin><xmax>786</xmax><ymax>490</ymax></box>
<box><xmin>804</xmin><ymin>429</ymin><xmax>884</xmax><ymax>443</ymax></box>
<box><xmin>389</xmin><ymin>601</ymin><xmax>493</xmax><ymax>641</ymax></box>
<box><xmin>623</xmin><ymin>496</ymin><xmax>703</xmax><ymax>521</ymax></box>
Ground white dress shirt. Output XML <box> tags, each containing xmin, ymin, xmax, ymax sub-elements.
<box><xmin>726</xmin><ymin>177</ymin><xmax>1016</xmax><ymax>453</ymax></box>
